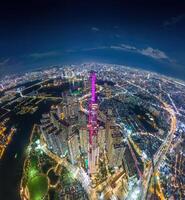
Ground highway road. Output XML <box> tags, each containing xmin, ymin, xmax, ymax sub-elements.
<box><xmin>119</xmin><ymin>80</ymin><xmax>177</xmax><ymax>199</ymax></box>
<box><xmin>141</xmin><ymin>96</ymin><xmax>177</xmax><ymax>199</ymax></box>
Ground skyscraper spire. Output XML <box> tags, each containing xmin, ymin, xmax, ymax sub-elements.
<box><xmin>91</xmin><ymin>72</ymin><xmax>96</xmax><ymax>103</ymax></box>
<box><xmin>88</xmin><ymin>71</ymin><xmax>99</xmax><ymax>176</ymax></box>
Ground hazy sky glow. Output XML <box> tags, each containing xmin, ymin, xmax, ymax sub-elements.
<box><xmin>0</xmin><ymin>0</ymin><xmax>185</xmax><ymax>79</ymax></box>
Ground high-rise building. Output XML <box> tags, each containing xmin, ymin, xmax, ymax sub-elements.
<box><xmin>106</xmin><ymin>124</ymin><xmax>114</xmax><ymax>159</ymax></box>
<box><xmin>73</xmin><ymin>100</ymin><xmax>79</xmax><ymax>116</ymax></box>
<box><xmin>50</xmin><ymin>112</ymin><xmax>60</xmax><ymax>129</ymax></box>
<box><xmin>68</xmin><ymin>133</ymin><xmax>80</xmax><ymax>164</ymax></box>
<box><xmin>40</xmin><ymin>111</ymin><xmax>69</xmax><ymax>157</ymax></box>
<box><xmin>88</xmin><ymin>72</ymin><xmax>99</xmax><ymax>175</ymax></box>
<box><xmin>57</xmin><ymin>130</ymin><xmax>69</xmax><ymax>157</ymax></box>
<box><xmin>42</xmin><ymin>129</ymin><xmax>62</xmax><ymax>155</ymax></box>
<box><xmin>98</xmin><ymin>126</ymin><xmax>106</xmax><ymax>150</ymax></box>
<box><xmin>78</xmin><ymin>112</ymin><xmax>87</xmax><ymax>126</ymax></box>
<box><xmin>79</xmin><ymin>127</ymin><xmax>89</xmax><ymax>154</ymax></box>
<box><xmin>107</xmin><ymin>126</ymin><xmax>124</xmax><ymax>168</ymax></box>
<box><xmin>56</xmin><ymin>104</ymin><xmax>62</xmax><ymax>118</ymax></box>
<box><xmin>68</xmin><ymin>104</ymin><xmax>72</xmax><ymax>116</ymax></box>
<box><xmin>63</xmin><ymin>105</ymin><xmax>68</xmax><ymax>118</ymax></box>
<box><xmin>60</xmin><ymin>97</ymin><xmax>79</xmax><ymax>119</ymax></box>
<box><xmin>110</xmin><ymin>144</ymin><xmax>125</xmax><ymax>168</ymax></box>
<box><xmin>104</xmin><ymin>83</ymin><xmax>112</xmax><ymax>98</ymax></box>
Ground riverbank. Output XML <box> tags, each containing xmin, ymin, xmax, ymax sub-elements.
<box><xmin>20</xmin><ymin>125</ymin><xmax>49</xmax><ymax>200</ymax></box>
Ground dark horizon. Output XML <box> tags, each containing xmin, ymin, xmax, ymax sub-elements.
<box><xmin>0</xmin><ymin>0</ymin><xmax>185</xmax><ymax>80</ymax></box>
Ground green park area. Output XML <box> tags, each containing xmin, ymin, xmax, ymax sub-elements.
<box><xmin>25</xmin><ymin>154</ymin><xmax>48</xmax><ymax>200</ymax></box>
<box><xmin>28</xmin><ymin>175</ymin><xmax>48</xmax><ymax>200</ymax></box>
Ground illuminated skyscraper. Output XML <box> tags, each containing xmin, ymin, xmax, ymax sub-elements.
<box><xmin>68</xmin><ymin>133</ymin><xmax>80</xmax><ymax>164</ymax></box>
<box><xmin>79</xmin><ymin>127</ymin><xmax>89</xmax><ymax>154</ymax></box>
<box><xmin>98</xmin><ymin>126</ymin><xmax>106</xmax><ymax>150</ymax></box>
<box><xmin>88</xmin><ymin>72</ymin><xmax>99</xmax><ymax>175</ymax></box>
<box><xmin>107</xmin><ymin>126</ymin><xmax>124</xmax><ymax>168</ymax></box>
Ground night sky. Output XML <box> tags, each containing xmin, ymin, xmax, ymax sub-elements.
<box><xmin>0</xmin><ymin>0</ymin><xmax>185</xmax><ymax>79</ymax></box>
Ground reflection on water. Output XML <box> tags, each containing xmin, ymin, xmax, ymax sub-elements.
<box><xmin>0</xmin><ymin>81</ymin><xmax>81</xmax><ymax>200</ymax></box>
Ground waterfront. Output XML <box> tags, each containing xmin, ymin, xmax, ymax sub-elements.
<box><xmin>0</xmin><ymin>80</ymin><xmax>83</xmax><ymax>200</ymax></box>
<box><xmin>0</xmin><ymin>100</ymin><xmax>53</xmax><ymax>200</ymax></box>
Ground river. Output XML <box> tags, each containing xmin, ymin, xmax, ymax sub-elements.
<box><xmin>0</xmin><ymin>81</ymin><xmax>82</xmax><ymax>200</ymax></box>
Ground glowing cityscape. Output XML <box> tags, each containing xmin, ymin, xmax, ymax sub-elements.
<box><xmin>0</xmin><ymin>1</ymin><xmax>185</xmax><ymax>200</ymax></box>
<box><xmin>0</xmin><ymin>63</ymin><xmax>185</xmax><ymax>200</ymax></box>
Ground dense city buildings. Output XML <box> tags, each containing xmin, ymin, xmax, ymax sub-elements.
<box><xmin>0</xmin><ymin>63</ymin><xmax>185</xmax><ymax>200</ymax></box>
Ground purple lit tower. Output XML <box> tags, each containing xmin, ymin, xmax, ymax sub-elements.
<box><xmin>88</xmin><ymin>72</ymin><xmax>99</xmax><ymax>176</ymax></box>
